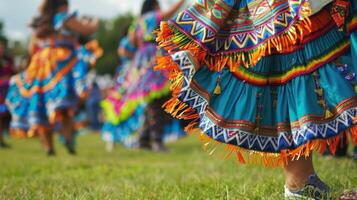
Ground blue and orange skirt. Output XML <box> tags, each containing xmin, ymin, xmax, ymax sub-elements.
<box><xmin>155</xmin><ymin>0</ymin><xmax>357</xmax><ymax>166</ymax></box>
<box><xmin>6</xmin><ymin>40</ymin><xmax>102</xmax><ymax>137</ymax></box>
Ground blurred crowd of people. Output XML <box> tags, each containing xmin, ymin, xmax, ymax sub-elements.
<box><xmin>0</xmin><ymin>0</ymin><xmax>187</xmax><ymax>155</ymax></box>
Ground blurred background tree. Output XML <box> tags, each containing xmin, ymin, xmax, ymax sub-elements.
<box><xmin>0</xmin><ymin>20</ymin><xmax>8</xmax><ymax>45</ymax></box>
<box><xmin>94</xmin><ymin>14</ymin><xmax>134</xmax><ymax>75</ymax></box>
<box><xmin>0</xmin><ymin>21</ymin><xmax>4</xmax><ymax>36</ymax></box>
<box><xmin>0</xmin><ymin>19</ymin><xmax>28</xmax><ymax>70</ymax></box>
<box><xmin>0</xmin><ymin>19</ymin><xmax>27</xmax><ymax>56</ymax></box>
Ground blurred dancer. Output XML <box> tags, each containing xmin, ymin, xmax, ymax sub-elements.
<box><xmin>132</xmin><ymin>0</ymin><xmax>186</xmax><ymax>152</ymax></box>
<box><xmin>6</xmin><ymin>0</ymin><xmax>102</xmax><ymax>156</ymax></box>
<box><xmin>0</xmin><ymin>37</ymin><xmax>16</xmax><ymax>148</ymax></box>
<box><xmin>101</xmin><ymin>24</ymin><xmax>143</xmax><ymax>151</ymax></box>
<box><xmin>102</xmin><ymin>0</ymin><xmax>186</xmax><ymax>152</ymax></box>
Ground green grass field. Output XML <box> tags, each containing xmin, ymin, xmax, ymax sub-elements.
<box><xmin>0</xmin><ymin>133</ymin><xmax>356</xmax><ymax>200</ymax></box>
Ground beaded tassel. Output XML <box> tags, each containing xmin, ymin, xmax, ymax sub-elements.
<box><xmin>312</xmin><ymin>71</ymin><xmax>334</xmax><ymax>119</ymax></box>
<box><xmin>214</xmin><ymin>74</ymin><xmax>222</xmax><ymax>95</ymax></box>
<box><xmin>325</xmin><ymin>110</ymin><xmax>334</xmax><ymax>118</ymax></box>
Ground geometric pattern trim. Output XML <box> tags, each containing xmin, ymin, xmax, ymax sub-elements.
<box><xmin>170</xmin><ymin>0</ymin><xmax>305</xmax><ymax>54</ymax></box>
<box><xmin>170</xmin><ymin>50</ymin><xmax>357</xmax><ymax>153</ymax></box>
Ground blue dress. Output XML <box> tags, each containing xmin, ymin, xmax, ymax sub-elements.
<box><xmin>101</xmin><ymin>35</ymin><xmax>145</xmax><ymax>144</ymax></box>
<box><xmin>101</xmin><ymin>12</ymin><xmax>186</xmax><ymax>145</ymax></box>
<box><xmin>6</xmin><ymin>11</ymin><xmax>102</xmax><ymax>137</ymax></box>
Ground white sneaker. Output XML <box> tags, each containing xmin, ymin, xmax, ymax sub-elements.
<box><xmin>284</xmin><ymin>174</ymin><xmax>331</xmax><ymax>200</ymax></box>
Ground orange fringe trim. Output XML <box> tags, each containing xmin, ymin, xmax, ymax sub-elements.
<box><xmin>156</xmin><ymin>16</ymin><xmax>312</xmax><ymax>70</ymax></box>
<box><xmin>192</xmin><ymin>129</ymin><xmax>287</xmax><ymax>167</ymax></box>
<box><xmin>194</xmin><ymin>126</ymin><xmax>357</xmax><ymax>167</ymax></box>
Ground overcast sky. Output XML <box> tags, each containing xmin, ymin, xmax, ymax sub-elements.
<box><xmin>0</xmin><ymin>0</ymin><xmax>179</xmax><ymax>40</ymax></box>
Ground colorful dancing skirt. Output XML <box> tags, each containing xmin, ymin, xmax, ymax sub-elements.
<box><xmin>101</xmin><ymin>43</ymin><xmax>170</xmax><ymax>126</ymax></box>
<box><xmin>6</xmin><ymin>40</ymin><xmax>102</xmax><ymax>137</ymax></box>
<box><xmin>101</xmin><ymin>41</ymin><xmax>187</xmax><ymax>145</ymax></box>
<box><xmin>155</xmin><ymin>0</ymin><xmax>357</xmax><ymax>166</ymax></box>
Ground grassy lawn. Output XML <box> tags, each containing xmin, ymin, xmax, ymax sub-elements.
<box><xmin>0</xmin><ymin>133</ymin><xmax>356</xmax><ymax>200</ymax></box>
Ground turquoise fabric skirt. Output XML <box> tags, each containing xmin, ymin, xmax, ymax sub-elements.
<box><xmin>156</xmin><ymin>0</ymin><xmax>357</xmax><ymax>161</ymax></box>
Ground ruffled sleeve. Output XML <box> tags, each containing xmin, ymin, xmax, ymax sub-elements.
<box><xmin>53</xmin><ymin>11</ymin><xmax>78</xmax><ymax>31</ymax></box>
